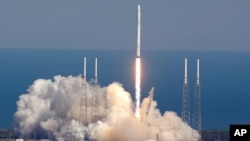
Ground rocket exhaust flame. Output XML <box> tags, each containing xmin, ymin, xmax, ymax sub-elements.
<box><xmin>135</xmin><ymin>57</ymin><xmax>141</xmax><ymax>119</ymax></box>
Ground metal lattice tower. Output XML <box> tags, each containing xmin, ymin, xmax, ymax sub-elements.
<box><xmin>91</xmin><ymin>58</ymin><xmax>99</xmax><ymax>123</ymax></box>
<box><xmin>193</xmin><ymin>59</ymin><xmax>202</xmax><ymax>132</ymax></box>
<box><xmin>91</xmin><ymin>84</ymin><xmax>98</xmax><ymax>123</ymax></box>
<box><xmin>80</xmin><ymin>57</ymin><xmax>88</xmax><ymax>125</ymax></box>
<box><xmin>182</xmin><ymin>58</ymin><xmax>190</xmax><ymax>125</ymax></box>
<box><xmin>144</xmin><ymin>87</ymin><xmax>155</xmax><ymax>125</ymax></box>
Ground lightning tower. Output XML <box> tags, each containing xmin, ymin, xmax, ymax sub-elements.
<box><xmin>80</xmin><ymin>57</ymin><xmax>88</xmax><ymax>125</ymax></box>
<box><xmin>193</xmin><ymin>59</ymin><xmax>202</xmax><ymax>133</ymax></box>
<box><xmin>182</xmin><ymin>58</ymin><xmax>190</xmax><ymax>125</ymax></box>
<box><xmin>91</xmin><ymin>58</ymin><xmax>99</xmax><ymax>123</ymax></box>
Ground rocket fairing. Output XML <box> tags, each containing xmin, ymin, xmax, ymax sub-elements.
<box><xmin>136</xmin><ymin>4</ymin><xmax>141</xmax><ymax>58</ymax></box>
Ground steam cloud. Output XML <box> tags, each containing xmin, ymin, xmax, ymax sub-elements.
<box><xmin>14</xmin><ymin>75</ymin><xmax>200</xmax><ymax>141</ymax></box>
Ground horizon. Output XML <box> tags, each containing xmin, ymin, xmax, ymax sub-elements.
<box><xmin>1</xmin><ymin>49</ymin><xmax>250</xmax><ymax>130</ymax></box>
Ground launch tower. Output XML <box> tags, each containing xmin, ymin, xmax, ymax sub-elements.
<box><xmin>80</xmin><ymin>57</ymin><xmax>88</xmax><ymax>125</ymax></box>
<box><xmin>91</xmin><ymin>58</ymin><xmax>99</xmax><ymax>123</ymax></box>
<box><xmin>193</xmin><ymin>59</ymin><xmax>202</xmax><ymax>132</ymax></box>
<box><xmin>182</xmin><ymin>58</ymin><xmax>190</xmax><ymax>125</ymax></box>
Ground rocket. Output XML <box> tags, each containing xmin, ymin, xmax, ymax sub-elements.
<box><xmin>136</xmin><ymin>4</ymin><xmax>141</xmax><ymax>58</ymax></box>
<box><xmin>135</xmin><ymin>4</ymin><xmax>142</xmax><ymax>119</ymax></box>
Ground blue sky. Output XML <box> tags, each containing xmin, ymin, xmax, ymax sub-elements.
<box><xmin>0</xmin><ymin>1</ymin><xmax>249</xmax><ymax>51</ymax></box>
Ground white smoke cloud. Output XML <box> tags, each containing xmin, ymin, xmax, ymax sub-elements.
<box><xmin>14</xmin><ymin>75</ymin><xmax>200</xmax><ymax>141</ymax></box>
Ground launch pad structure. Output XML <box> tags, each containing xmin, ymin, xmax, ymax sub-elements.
<box><xmin>182</xmin><ymin>58</ymin><xmax>190</xmax><ymax>125</ymax></box>
<box><xmin>80</xmin><ymin>57</ymin><xmax>101</xmax><ymax>125</ymax></box>
<box><xmin>91</xmin><ymin>58</ymin><xmax>99</xmax><ymax>123</ymax></box>
<box><xmin>182</xmin><ymin>58</ymin><xmax>202</xmax><ymax>139</ymax></box>
<box><xmin>143</xmin><ymin>87</ymin><xmax>155</xmax><ymax>125</ymax></box>
<box><xmin>193</xmin><ymin>59</ymin><xmax>202</xmax><ymax>132</ymax></box>
<box><xmin>80</xmin><ymin>57</ymin><xmax>88</xmax><ymax>125</ymax></box>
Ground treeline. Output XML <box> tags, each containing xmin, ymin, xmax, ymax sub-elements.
<box><xmin>201</xmin><ymin>130</ymin><xmax>229</xmax><ymax>141</ymax></box>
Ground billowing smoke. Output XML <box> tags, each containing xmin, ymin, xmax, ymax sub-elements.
<box><xmin>14</xmin><ymin>75</ymin><xmax>200</xmax><ymax>141</ymax></box>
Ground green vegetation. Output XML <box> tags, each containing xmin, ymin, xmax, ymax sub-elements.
<box><xmin>201</xmin><ymin>129</ymin><xmax>229</xmax><ymax>141</ymax></box>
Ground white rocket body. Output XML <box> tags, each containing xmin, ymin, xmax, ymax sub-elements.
<box><xmin>136</xmin><ymin>5</ymin><xmax>141</xmax><ymax>58</ymax></box>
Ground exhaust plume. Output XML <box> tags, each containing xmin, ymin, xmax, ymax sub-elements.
<box><xmin>135</xmin><ymin>58</ymin><xmax>141</xmax><ymax>119</ymax></box>
<box><xmin>14</xmin><ymin>75</ymin><xmax>200</xmax><ymax>141</ymax></box>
